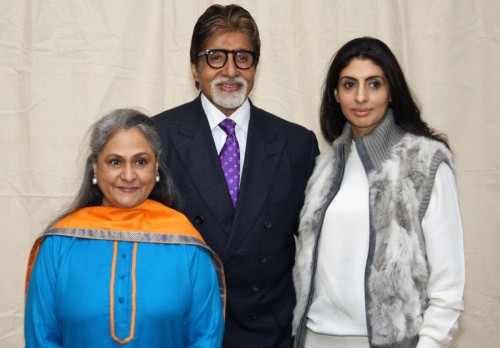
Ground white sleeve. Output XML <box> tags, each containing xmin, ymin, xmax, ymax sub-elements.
<box><xmin>417</xmin><ymin>163</ymin><xmax>465</xmax><ymax>348</ymax></box>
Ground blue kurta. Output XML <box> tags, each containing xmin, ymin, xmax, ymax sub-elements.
<box><xmin>25</xmin><ymin>236</ymin><xmax>224</xmax><ymax>347</ymax></box>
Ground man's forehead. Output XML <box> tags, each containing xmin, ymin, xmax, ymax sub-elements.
<box><xmin>203</xmin><ymin>31</ymin><xmax>253</xmax><ymax>50</ymax></box>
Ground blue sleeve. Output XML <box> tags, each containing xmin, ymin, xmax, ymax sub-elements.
<box><xmin>25</xmin><ymin>237</ymin><xmax>64</xmax><ymax>348</ymax></box>
<box><xmin>186</xmin><ymin>247</ymin><xmax>224</xmax><ymax>348</ymax></box>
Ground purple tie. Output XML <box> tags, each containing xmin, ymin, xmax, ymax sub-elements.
<box><xmin>219</xmin><ymin>118</ymin><xmax>240</xmax><ymax>207</ymax></box>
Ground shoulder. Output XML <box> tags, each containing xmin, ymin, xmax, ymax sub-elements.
<box><xmin>305</xmin><ymin>144</ymin><xmax>337</xmax><ymax>189</ymax></box>
<box><xmin>152</xmin><ymin>97</ymin><xmax>201</xmax><ymax>125</ymax></box>
<box><xmin>36</xmin><ymin>235</ymin><xmax>81</xmax><ymax>263</ymax></box>
<box><xmin>315</xmin><ymin>143</ymin><xmax>337</xmax><ymax>165</ymax></box>
<box><xmin>399</xmin><ymin>133</ymin><xmax>450</xmax><ymax>153</ymax></box>
<box><xmin>398</xmin><ymin>134</ymin><xmax>455</xmax><ymax>169</ymax></box>
<box><xmin>250</xmin><ymin>103</ymin><xmax>316</xmax><ymax>140</ymax></box>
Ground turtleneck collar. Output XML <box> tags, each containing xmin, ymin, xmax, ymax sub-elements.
<box><xmin>335</xmin><ymin>109</ymin><xmax>406</xmax><ymax>171</ymax></box>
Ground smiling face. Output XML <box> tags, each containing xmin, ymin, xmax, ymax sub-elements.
<box><xmin>92</xmin><ymin>128</ymin><xmax>158</xmax><ymax>209</ymax></box>
<box><xmin>192</xmin><ymin>31</ymin><xmax>256</xmax><ymax>116</ymax></box>
<box><xmin>334</xmin><ymin>58</ymin><xmax>391</xmax><ymax>138</ymax></box>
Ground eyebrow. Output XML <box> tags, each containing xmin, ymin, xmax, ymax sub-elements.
<box><xmin>105</xmin><ymin>152</ymin><xmax>152</xmax><ymax>158</ymax></box>
<box><xmin>340</xmin><ymin>75</ymin><xmax>384</xmax><ymax>81</ymax></box>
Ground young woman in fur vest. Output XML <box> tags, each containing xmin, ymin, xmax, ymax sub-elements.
<box><xmin>292</xmin><ymin>37</ymin><xmax>465</xmax><ymax>348</ymax></box>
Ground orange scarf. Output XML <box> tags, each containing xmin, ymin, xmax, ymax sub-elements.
<box><xmin>25</xmin><ymin>199</ymin><xmax>225</xmax><ymax>308</ymax></box>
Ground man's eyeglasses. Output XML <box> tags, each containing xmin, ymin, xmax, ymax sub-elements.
<box><xmin>197</xmin><ymin>49</ymin><xmax>257</xmax><ymax>70</ymax></box>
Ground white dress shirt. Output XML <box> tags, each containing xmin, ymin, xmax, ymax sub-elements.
<box><xmin>201</xmin><ymin>93</ymin><xmax>250</xmax><ymax>179</ymax></box>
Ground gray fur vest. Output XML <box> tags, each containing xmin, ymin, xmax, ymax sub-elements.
<box><xmin>292</xmin><ymin>111</ymin><xmax>454</xmax><ymax>348</ymax></box>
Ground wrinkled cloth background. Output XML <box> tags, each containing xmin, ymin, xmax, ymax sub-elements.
<box><xmin>1</xmin><ymin>1</ymin><xmax>498</xmax><ymax>347</ymax></box>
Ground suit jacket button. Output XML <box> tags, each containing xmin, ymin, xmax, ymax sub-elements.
<box><xmin>264</xmin><ymin>220</ymin><xmax>272</xmax><ymax>229</ymax></box>
<box><xmin>249</xmin><ymin>312</ymin><xmax>258</xmax><ymax>320</ymax></box>
<box><xmin>259</xmin><ymin>257</ymin><xmax>267</xmax><ymax>264</ymax></box>
<box><xmin>194</xmin><ymin>215</ymin><xmax>204</xmax><ymax>225</ymax></box>
<box><xmin>252</xmin><ymin>284</ymin><xmax>260</xmax><ymax>292</ymax></box>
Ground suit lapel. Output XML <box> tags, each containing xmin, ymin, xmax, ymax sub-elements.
<box><xmin>169</xmin><ymin>100</ymin><xmax>235</xmax><ymax>234</ymax></box>
<box><xmin>223</xmin><ymin>108</ymin><xmax>286</xmax><ymax>259</ymax></box>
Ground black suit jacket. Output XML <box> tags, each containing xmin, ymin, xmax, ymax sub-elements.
<box><xmin>153</xmin><ymin>96</ymin><xmax>319</xmax><ymax>348</ymax></box>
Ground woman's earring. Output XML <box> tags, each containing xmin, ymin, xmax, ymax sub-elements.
<box><xmin>92</xmin><ymin>175</ymin><xmax>97</xmax><ymax>185</ymax></box>
<box><xmin>155</xmin><ymin>173</ymin><xmax>160</xmax><ymax>183</ymax></box>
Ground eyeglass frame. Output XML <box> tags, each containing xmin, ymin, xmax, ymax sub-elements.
<box><xmin>196</xmin><ymin>49</ymin><xmax>258</xmax><ymax>70</ymax></box>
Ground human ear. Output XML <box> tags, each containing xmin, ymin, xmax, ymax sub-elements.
<box><xmin>191</xmin><ymin>64</ymin><xmax>199</xmax><ymax>83</ymax></box>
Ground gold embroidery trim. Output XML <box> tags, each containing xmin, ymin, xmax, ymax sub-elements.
<box><xmin>110</xmin><ymin>241</ymin><xmax>137</xmax><ymax>344</ymax></box>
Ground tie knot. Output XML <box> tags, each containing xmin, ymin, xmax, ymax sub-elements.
<box><xmin>219</xmin><ymin>118</ymin><xmax>236</xmax><ymax>135</ymax></box>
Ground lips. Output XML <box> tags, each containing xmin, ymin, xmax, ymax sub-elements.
<box><xmin>218</xmin><ymin>83</ymin><xmax>242</xmax><ymax>92</ymax></box>
<box><xmin>352</xmin><ymin>108</ymin><xmax>372</xmax><ymax>117</ymax></box>
<box><xmin>118</xmin><ymin>186</ymin><xmax>139</xmax><ymax>193</ymax></box>
<box><xmin>213</xmin><ymin>76</ymin><xmax>246</xmax><ymax>93</ymax></box>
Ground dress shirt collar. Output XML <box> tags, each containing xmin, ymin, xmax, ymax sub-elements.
<box><xmin>200</xmin><ymin>93</ymin><xmax>250</xmax><ymax>133</ymax></box>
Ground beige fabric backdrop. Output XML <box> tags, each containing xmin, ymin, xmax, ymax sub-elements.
<box><xmin>1</xmin><ymin>0</ymin><xmax>499</xmax><ymax>346</ymax></box>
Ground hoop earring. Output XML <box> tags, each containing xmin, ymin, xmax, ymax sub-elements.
<box><xmin>92</xmin><ymin>175</ymin><xmax>97</xmax><ymax>185</ymax></box>
<box><xmin>155</xmin><ymin>173</ymin><xmax>160</xmax><ymax>183</ymax></box>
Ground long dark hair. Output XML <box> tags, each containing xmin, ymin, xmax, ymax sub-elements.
<box><xmin>320</xmin><ymin>37</ymin><xmax>449</xmax><ymax>148</ymax></box>
<box><xmin>46</xmin><ymin>109</ymin><xmax>180</xmax><ymax>229</ymax></box>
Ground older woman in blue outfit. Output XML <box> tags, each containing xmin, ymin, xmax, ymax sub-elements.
<box><xmin>25</xmin><ymin>109</ymin><xmax>224</xmax><ymax>347</ymax></box>
<box><xmin>292</xmin><ymin>37</ymin><xmax>465</xmax><ymax>348</ymax></box>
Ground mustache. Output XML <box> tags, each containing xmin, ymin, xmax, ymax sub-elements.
<box><xmin>212</xmin><ymin>76</ymin><xmax>247</xmax><ymax>87</ymax></box>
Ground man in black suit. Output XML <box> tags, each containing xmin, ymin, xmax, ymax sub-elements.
<box><xmin>153</xmin><ymin>4</ymin><xmax>319</xmax><ymax>348</ymax></box>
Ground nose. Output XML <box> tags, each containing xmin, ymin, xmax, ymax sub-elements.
<box><xmin>121</xmin><ymin>164</ymin><xmax>136</xmax><ymax>182</ymax></box>
<box><xmin>355</xmin><ymin>86</ymin><xmax>367</xmax><ymax>103</ymax></box>
<box><xmin>222</xmin><ymin>53</ymin><xmax>238</xmax><ymax>77</ymax></box>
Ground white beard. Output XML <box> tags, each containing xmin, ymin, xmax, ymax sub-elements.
<box><xmin>210</xmin><ymin>76</ymin><xmax>248</xmax><ymax>110</ymax></box>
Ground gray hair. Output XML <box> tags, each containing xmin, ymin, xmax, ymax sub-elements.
<box><xmin>47</xmin><ymin>109</ymin><xmax>180</xmax><ymax>229</ymax></box>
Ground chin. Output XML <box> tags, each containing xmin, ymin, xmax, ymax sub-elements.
<box><xmin>110</xmin><ymin>199</ymin><xmax>145</xmax><ymax>209</ymax></box>
<box><xmin>214</xmin><ymin>94</ymin><xmax>246</xmax><ymax>110</ymax></box>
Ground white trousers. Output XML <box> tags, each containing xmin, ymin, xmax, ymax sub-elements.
<box><xmin>304</xmin><ymin>328</ymin><xmax>370</xmax><ymax>348</ymax></box>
